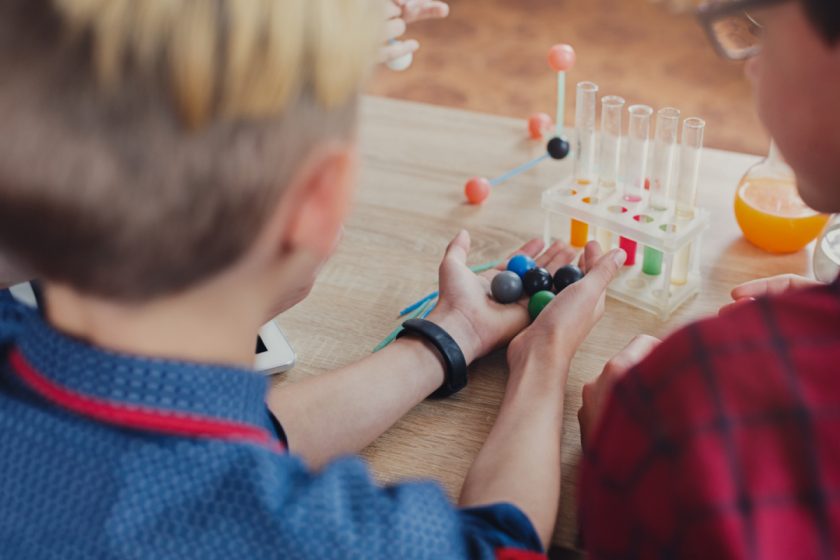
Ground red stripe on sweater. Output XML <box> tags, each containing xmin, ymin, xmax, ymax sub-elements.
<box><xmin>495</xmin><ymin>548</ymin><xmax>547</xmax><ymax>560</ymax></box>
<box><xmin>9</xmin><ymin>348</ymin><xmax>284</xmax><ymax>453</ymax></box>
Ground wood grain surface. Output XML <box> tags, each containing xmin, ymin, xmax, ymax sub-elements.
<box><xmin>271</xmin><ymin>96</ymin><xmax>812</xmax><ymax>549</ymax></box>
<box><xmin>368</xmin><ymin>0</ymin><xmax>770</xmax><ymax>156</ymax></box>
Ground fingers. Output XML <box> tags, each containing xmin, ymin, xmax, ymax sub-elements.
<box><xmin>579</xmin><ymin>248</ymin><xmax>626</xmax><ymax>296</ymax></box>
<box><xmin>536</xmin><ymin>240</ymin><xmax>576</xmax><ymax>273</ymax></box>
<box><xmin>402</xmin><ymin>0</ymin><xmax>450</xmax><ymax>23</ymax></box>
<box><xmin>730</xmin><ymin>274</ymin><xmax>819</xmax><ymax>300</ymax></box>
<box><xmin>719</xmin><ymin>297</ymin><xmax>755</xmax><ymax>316</ymax></box>
<box><xmin>603</xmin><ymin>334</ymin><xmax>661</xmax><ymax>379</ymax></box>
<box><xmin>579</xmin><ymin>241</ymin><xmax>604</xmax><ymax>275</ymax></box>
<box><xmin>380</xmin><ymin>39</ymin><xmax>418</xmax><ymax>64</ymax></box>
<box><xmin>385</xmin><ymin>0</ymin><xmax>402</xmax><ymax>18</ymax></box>
<box><xmin>444</xmin><ymin>229</ymin><xmax>471</xmax><ymax>265</ymax></box>
<box><xmin>384</xmin><ymin>17</ymin><xmax>407</xmax><ymax>42</ymax></box>
<box><xmin>497</xmin><ymin>238</ymin><xmax>545</xmax><ymax>270</ymax></box>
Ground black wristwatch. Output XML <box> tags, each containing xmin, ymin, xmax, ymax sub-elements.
<box><xmin>396</xmin><ymin>318</ymin><xmax>468</xmax><ymax>398</ymax></box>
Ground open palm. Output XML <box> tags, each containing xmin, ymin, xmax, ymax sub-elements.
<box><xmin>428</xmin><ymin>230</ymin><xmax>577</xmax><ymax>363</ymax></box>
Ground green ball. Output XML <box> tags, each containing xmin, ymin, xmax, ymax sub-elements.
<box><xmin>528</xmin><ymin>290</ymin><xmax>555</xmax><ymax>320</ymax></box>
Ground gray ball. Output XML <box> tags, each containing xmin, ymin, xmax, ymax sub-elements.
<box><xmin>491</xmin><ymin>271</ymin><xmax>524</xmax><ymax>304</ymax></box>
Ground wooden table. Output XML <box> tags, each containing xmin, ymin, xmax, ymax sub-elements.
<box><xmin>272</xmin><ymin>96</ymin><xmax>814</xmax><ymax>549</ymax></box>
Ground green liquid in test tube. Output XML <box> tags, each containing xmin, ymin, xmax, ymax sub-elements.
<box><xmin>642</xmin><ymin>108</ymin><xmax>681</xmax><ymax>276</ymax></box>
<box><xmin>672</xmin><ymin>117</ymin><xmax>706</xmax><ymax>286</ymax></box>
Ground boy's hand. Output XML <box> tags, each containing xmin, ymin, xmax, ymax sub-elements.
<box><xmin>427</xmin><ymin>230</ymin><xmax>577</xmax><ymax>364</ymax></box>
<box><xmin>380</xmin><ymin>0</ymin><xmax>449</xmax><ymax>64</ymax></box>
<box><xmin>505</xmin><ymin>241</ymin><xmax>627</xmax><ymax>379</ymax></box>
<box><xmin>719</xmin><ymin>273</ymin><xmax>820</xmax><ymax>315</ymax></box>
<box><xmin>578</xmin><ymin>334</ymin><xmax>661</xmax><ymax>449</ymax></box>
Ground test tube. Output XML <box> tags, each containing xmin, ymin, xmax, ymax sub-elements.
<box><xmin>642</xmin><ymin>107</ymin><xmax>681</xmax><ymax>276</ymax></box>
<box><xmin>675</xmin><ymin>117</ymin><xmax>706</xmax><ymax>220</ymax></box>
<box><xmin>622</xmin><ymin>105</ymin><xmax>653</xmax><ymax>203</ymax></box>
<box><xmin>671</xmin><ymin>117</ymin><xmax>706</xmax><ymax>285</ymax></box>
<box><xmin>650</xmin><ymin>107</ymin><xmax>681</xmax><ymax>211</ymax></box>
<box><xmin>594</xmin><ymin>96</ymin><xmax>624</xmax><ymax>249</ymax></box>
<box><xmin>570</xmin><ymin>81</ymin><xmax>599</xmax><ymax>247</ymax></box>
<box><xmin>574</xmin><ymin>82</ymin><xmax>598</xmax><ymax>186</ymax></box>
<box><xmin>617</xmin><ymin>105</ymin><xmax>652</xmax><ymax>264</ymax></box>
<box><xmin>597</xmin><ymin>96</ymin><xmax>625</xmax><ymax>192</ymax></box>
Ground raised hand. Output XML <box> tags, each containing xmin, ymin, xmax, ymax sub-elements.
<box><xmin>380</xmin><ymin>0</ymin><xmax>449</xmax><ymax>64</ymax></box>
<box><xmin>719</xmin><ymin>273</ymin><xmax>820</xmax><ymax>315</ymax></box>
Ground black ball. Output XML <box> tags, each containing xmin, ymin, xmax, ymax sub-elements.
<box><xmin>553</xmin><ymin>265</ymin><xmax>584</xmax><ymax>293</ymax></box>
<box><xmin>523</xmin><ymin>267</ymin><xmax>553</xmax><ymax>296</ymax></box>
<box><xmin>547</xmin><ymin>137</ymin><xmax>571</xmax><ymax>160</ymax></box>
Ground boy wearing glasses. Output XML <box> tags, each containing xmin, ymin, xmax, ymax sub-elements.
<box><xmin>577</xmin><ymin>0</ymin><xmax>840</xmax><ymax>558</ymax></box>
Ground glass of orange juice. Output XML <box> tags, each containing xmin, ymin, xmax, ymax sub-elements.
<box><xmin>734</xmin><ymin>142</ymin><xmax>829</xmax><ymax>254</ymax></box>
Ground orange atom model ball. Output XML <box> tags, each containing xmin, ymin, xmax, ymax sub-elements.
<box><xmin>547</xmin><ymin>44</ymin><xmax>576</xmax><ymax>73</ymax></box>
<box><xmin>464</xmin><ymin>177</ymin><xmax>491</xmax><ymax>205</ymax></box>
<box><xmin>527</xmin><ymin>113</ymin><xmax>553</xmax><ymax>140</ymax></box>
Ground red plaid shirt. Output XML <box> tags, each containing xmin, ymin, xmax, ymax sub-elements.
<box><xmin>579</xmin><ymin>279</ymin><xmax>840</xmax><ymax>559</ymax></box>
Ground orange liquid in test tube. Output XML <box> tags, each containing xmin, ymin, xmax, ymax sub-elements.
<box><xmin>570</xmin><ymin>181</ymin><xmax>591</xmax><ymax>247</ymax></box>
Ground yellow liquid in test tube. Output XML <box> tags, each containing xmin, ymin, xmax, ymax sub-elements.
<box><xmin>672</xmin><ymin>244</ymin><xmax>691</xmax><ymax>286</ymax></box>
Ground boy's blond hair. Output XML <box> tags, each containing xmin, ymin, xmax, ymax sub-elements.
<box><xmin>0</xmin><ymin>0</ymin><xmax>382</xmax><ymax>299</ymax></box>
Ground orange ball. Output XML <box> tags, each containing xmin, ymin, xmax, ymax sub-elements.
<box><xmin>465</xmin><ymin>177</ymin><xmax>491</xmax><ymax>204</ymax></box>
<box><xmin>527</xmin><ymin>113</ymin><xmax>553</xmax><ymax>140</ymax></box>
<box><xmin>548</xmin><ymin>44</ymin><xmax>576</xmax><ymax>73</ymax></box>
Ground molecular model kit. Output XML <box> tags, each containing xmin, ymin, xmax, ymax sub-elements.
<box><xmin>464</xmin><ymin>45</ymin><xmax>710</xmax><ymax>320</ymax></box>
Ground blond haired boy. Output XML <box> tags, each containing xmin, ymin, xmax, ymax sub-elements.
<box><xmin>0</xmin><ymin>1</ymin><xmax>625</xmax><ymax>558</ymax></box>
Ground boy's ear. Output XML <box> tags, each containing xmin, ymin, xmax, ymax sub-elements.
<box><xmin>277</xmin><ymin>142</ymin><xmax>358</xmax><ymax>259</ymax></box>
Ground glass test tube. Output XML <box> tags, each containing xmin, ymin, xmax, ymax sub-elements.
<box><xmin>594</xmin><ymin>96</ymin><xmax>625</xmax><ymax>250</ymax></box>
<box><xmin>618</xmin><ymin>105</ymin><xmax>652</xmax><ymax>264</ymax></box>
<box><xmin>675</xmin><ymin>118</ymin><xmax>706</xmax><ymax>220</ymax></box>
<box><xmin>597</xmin><ymin>96</ymin><xmax>625</xmax><ymax>192</ymax></box>
<box><xmin>642</xmin><ymin>108</ymin><xmax>681</xmax><ymax>276</ymax></box>
<box><xmin>672</xmin><ymin>117</ymin><xmax>706</xmax><ymax>285</ymax></box>
<box><xmin>650</xmin><ymin>108</ymin><xmax>681</xmax><ymax>211</ymax></box>
<box><xmin>622</xmin><ymin>105</ymin><xmax>653</xmax><ymax>203</ymax></box>
<box><xmin>570</xmin><ymin>82</ymin><xmax>599</xmax><ymax>247</ymax></box>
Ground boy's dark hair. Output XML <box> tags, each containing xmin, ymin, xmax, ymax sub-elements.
<box><xmin>803</xmin><ymin>0</ymin><xmax>840</xmax><ymax>43</ymax></box>
<box><xmin>0</xmin><ymin>0</ymin><xmax>380</xmax><ymax>301</ymax></box>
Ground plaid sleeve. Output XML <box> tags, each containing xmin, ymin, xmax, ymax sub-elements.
<box><xmin>580</xmin><ymin>281</ymin><xmax>840</xmax><ymax>559</ymax></box>
<box><xmin>578</xmin><ymin>343</ymin><xmax>682</xmax><ymax>559</ymax></box>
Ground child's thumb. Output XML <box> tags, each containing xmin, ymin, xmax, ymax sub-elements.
<box><xmin>443</xmin><ymin>229</ymin><xmax>470</xmax><ymax>264</ymax></box>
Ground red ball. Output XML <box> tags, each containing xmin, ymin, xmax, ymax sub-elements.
<box><xmin>464</xmin><ymin>177</ymin><xmax>491</xmax><ymax>204</ymax></box>
<box><xmin>548</xmin><ymin>44</ymin><xmax>576</xmax><ymax>73</ymax></box>
<box><xmin>527</xmin><ymin>113</ymin><xmax>553</xmax><ymax>140</ymax></box>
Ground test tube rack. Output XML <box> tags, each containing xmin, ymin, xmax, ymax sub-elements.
<box><xmin>459</xmin><ymin>44</ymin><xmax>709</xmax><ymax>319</ymax></box>
<box><xmin>542</xmin><ymin>182</ymin><xmax>709</xmax><ymax>319</ymax></box>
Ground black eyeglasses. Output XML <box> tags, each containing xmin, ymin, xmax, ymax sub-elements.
<box><xmin>697</xmin><ymin>0</ymin><xmax>790</xmax><ymax>60</ymax></box>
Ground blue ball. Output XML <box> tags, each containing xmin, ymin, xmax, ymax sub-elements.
<box><xmin>506</xmin><ymin>255</ymin><xmax>537</xmax><ymax>279</ymax></box>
